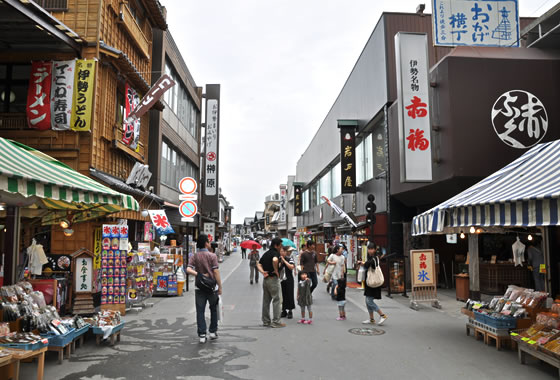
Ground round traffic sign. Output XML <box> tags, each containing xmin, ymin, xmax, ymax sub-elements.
<box><xmin>179</xmin><ymin>200</ymin><xmax>197</xmax><ymax>218</ymax></box>
<box><xmin>179</xmin><ymin>177</ymin><xmax>197</xmax><ymax>195</ymax></box>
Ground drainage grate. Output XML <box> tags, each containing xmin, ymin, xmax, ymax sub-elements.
<box><xmin>348</xmin><ymin>327</ymin><xmax>385</xmax><ymax>336</ymax></box>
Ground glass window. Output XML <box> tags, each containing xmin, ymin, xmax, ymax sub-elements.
<box><xmin>0</xmin><ymin>64</ymin><xmax>31</xmax><ymax>113</ymax></box>
<box><xmin>319</xmin><ymin>171</ymin><xmax>331</xmax><ymax>200</ymax></box>
<box><xmin>356</xmin><ymin>140</ymin><xmax>364</xmax><ymax>185</ymax></box>
<box><xmin>303</xmin><ymin>189</ymin><xmax>309</xmax><ymax>212</ymax></box>
<box><xmin>0</xmin><ymin>65</ymin><xmax>6</xmax><ymax>80</ymax></box>
<box><xmin>364</xmin><ymin>133</ymin><xmax>373</xmax><ymax>181</ymax></box>
<box><xmin>161</xmin><ymin>141</ymin><xmax>168</xmax><ymax>185</ymax></box>
<box><xmin>11</xmin><ymin>65</ymin><xmax>31</xmax><ymax>80</ymax></box>
<box><xmin>116</xmin><ymin>89</ymin><xmax>125</xmax><ymax>124</ymax></box>
<box><xmin>332</xmin><ymin>162</ymin><xmax>341</xmax><ymax>198</ymax></box>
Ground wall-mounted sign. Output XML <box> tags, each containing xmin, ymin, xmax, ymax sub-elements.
<box><xmin>294</xmin><ymin>184</ymin><xmax>302</xmax><ymax>216</ymax></box>
<box><xmin>51</xmin><ymin>60</ymin><xmax>75</xmax><ymax>131</ymax></box>
<box><xmin>76</xmin><ymin>257</ymin><xmax>93</xmax><ymax>292</ymax></box>
<box><xmin>279</xmin><ymin>184</ymin><xmax>287</xmax><ymax>223</ymax></box>
<box><xmin>205</xmin><ymin>99</ymin><xmax>219</xmax><ymax>196</ymax></box>
<box><xmin>126</xmin><ymin>162</ymin><xmax>152</xmax><ymax>189</ymax></box>
<box><xmin>338</xmin><ymin>120</ymin><xmax>358</xmax><ymax>194</ymax></box>
<box><xmin>491</xmin><ymin>90</ymin><xmax>548</xmax><ymax>149</ymax></box>
<box><xmin>203</xmin><ymin>223</ymin><xmax>215</xmax><ymax>242</ymax></box>
<box><xmin>125</xmin><ymin>74</ymin><xmax>176</xmax><ymax>123</ymax></box>
<box><xmin>432</xmin><ymin>0</ymin><xmax>520</xmax><ymax>47</ymax></box>
<box><xmin>178</xmin><ymin>177</ymin><xmax>198</xmax><ymax>222</ymax></box>
<box><xmin>395</xmin><ymin>32</ymin><xmax>433</xmax><ymax>182</ymax></box>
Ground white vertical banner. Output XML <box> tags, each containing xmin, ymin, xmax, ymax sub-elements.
<box><xmin>395</xmin><ymin>32</ymin><xmax>433</xmax><ymax>182</ymax></box>
<box><xmin>51</xmin><ymin>60</ymin><xmax>75</xmax><ymax>131</ymax></box>
<box><xmin>205</xmin><ymin>99</ymin><xmax>219</xmax><ymax>196</ymax></box>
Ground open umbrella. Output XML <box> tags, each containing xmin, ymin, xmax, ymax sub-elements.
<box><xmin>240</xmin><ymin>240</ymin><xmax>262</xmax><ymax>250</ymax></box>
<box><xmin>281</xmin><ymin>238</ymin><xmax>296</xmax><ymax>249</ymax></box>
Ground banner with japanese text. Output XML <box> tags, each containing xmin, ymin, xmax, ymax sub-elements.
<box><xmin>26</xmin><ymin>61</ymin><xmax>52</xmax><ymax>130</ymax></box>
<box><xmin>410</xmin><ymin>249</ymin><xmax>436</xmax><ymax>287</ymax></box>
<box><xmin>70</xmin><ymin>59</ymin><xmax>96</xmax><ymax>132</ymax></box>
<box><xmin>50</xmin><ymin>60</ymin><xmax>75</xmax><ymax>131</ymax></box>
<box><xmin>125</xmin><ymin>74</ymin><xmax>176</xmax><ymax>123</ymax></box>
<box><xmin>148</xmin><ymin>210</ymin><xmax>175</xmax><ymax>235</ymax></box>
<box><xmin>294</xmin><ymin>184</ymin><xmax>302</xmax><ymax>216</ymax></box>
<box><xmin>122</xmin><ymin>83</ymin><xmax>141</xmax><ymax>150</ymax></box>
<box><xmin>205</xmin><ymin>99</ymin><xmax>219</xmax><ymax>196</ymax></box>
<box><xmin>432</xmin><ymin>0</ymin><xmax>520</xmax><ymax>47</ymax></box>
<box><xmin>395</xmin><ymin>32</ymin><xmax>433</xmax><ymax>182</ymax></box>
<box><xmin>338</xmin><ymin>120</ymin><xmax>357</xmax><ymax>194</ymax></box>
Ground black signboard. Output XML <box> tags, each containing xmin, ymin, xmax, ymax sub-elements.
<box><xmin>294</xmin><ymin>184</ymin><xmax>302</xmax><ymax>216</ymax></box>
<box><xmin>338</xmin><ymin>120</ymin><xmax>358</xmax><ymax>194</ymax></box>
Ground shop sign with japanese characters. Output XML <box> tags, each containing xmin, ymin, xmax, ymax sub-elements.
<box><xmin>75</xmin><ymin>257</ymin><xmax>93</xmax><ymax>293</ymax></box>
<box><xmin>338</xmin><ymin>121</ymin><xmax>357</xmax><ymax>194</ymax></box>
<box><xmin>395</xmin><ymin>32</ymin><xmax>433</xmax><ymax>182</ymax></box>
<box><xmin>294</xmin><ymin>184</ymin><xmax>302</xmax><ymax>216</ymax></box>
<box><xmin>432</xmin><ymin>0</ymin><xmax>519</xmax><ymax>47</ymax></box>
<box><xmin>125</xmin><ymin>74</ymin><xmax>176</xmax><ymax>123</ymax></box>
<box><xmin>70</xmin><ymin>59</ymin><xmax>96</xmax><ymax>132</ymax></box>
<box><xmin>410</xmin><ymin>249</ymin><xmax>436</xmax><ymax>287</ymax></box>
<box><xmin>122</xmin><ymin>83</ymin><xmax>141</xmax><ymax>150</ymax></box>
<box><xmin>148</xmin><ymin>210</ymin><xmax>175</xmax><ymax>235</ymax></box>
<box><xmin>27</xmin><ymin>61</ymin><xmax>53</xmax><ymax>130</ymax></box>
<box><xmin>50</xmin><ymin>60</ymin><xmax>75</xmax><ymax>131</ymax></box>
<box><xmin>203</xmin><ymin>223</ymin><xmax>215</xmax><ymax>242</ymax></box>
<box><xmin>205</xmin><ymin>99</ymin><xmax>219</xmax><ymax>196</ymax></box>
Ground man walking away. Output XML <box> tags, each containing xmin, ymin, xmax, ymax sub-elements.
<box><xmin>257</xmin><ymin>237</ymin><xmax>285</xmax><ymax>328</ymax></box>
<box><xmin>186</xmin><ymin>235</ymin><xmax>223</xmax><ymax>343</ymax></box>
<box><xmin>299</xmin><ymin>240</ymin><xmax>319</xmax><ymax>293</ymax></box>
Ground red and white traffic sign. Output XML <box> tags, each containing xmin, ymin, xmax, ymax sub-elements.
<box><xmin>179</xmin><ymin>200</ymin><xmax>197</xmax><ymax>219</ymax></box>
<box><xmin>178</xmin><ymin>177</ymin><xmax>198</xmax><ymax>222</ymax></box>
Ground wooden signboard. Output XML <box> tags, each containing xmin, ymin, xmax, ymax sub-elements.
<box><xmin>71</xmin><ymin>248</ymin><xmax>95</xmax><ymax>315</ymax></box>
<box><xmin>410</xmin><ymin>249</ymin><xmax>441</xmax><ymax>310</ymax></box>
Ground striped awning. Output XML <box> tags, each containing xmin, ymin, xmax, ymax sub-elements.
<box><xmin>0</xmin><ymin>138</ymin><xmax>139</xmax><ymax>224</ymax></box>
<box><xmin>412</xmin><ymin>139</ymin><xmax>560</xmax><ymax>235</ymax></box>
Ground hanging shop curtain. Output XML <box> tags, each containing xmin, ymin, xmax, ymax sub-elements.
<box><xmin>0</xmin><ymin>137</ymin><xmax>139</xmax><ymax>224</ymax></box>
<box><xmin>412</xmin><ymin>139</ymin><xmax>560</xmax><ymax>236</ymax></box>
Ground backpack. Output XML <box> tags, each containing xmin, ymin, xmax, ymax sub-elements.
<box><xmin>366</xmin><ymin>257</ymin><xmax>384</xmax><ymax>288</ymax></box>
<box><xmin>249</xmin><ymin>252</ymin><xmax>259</xmax><ymax>266</ymax></box>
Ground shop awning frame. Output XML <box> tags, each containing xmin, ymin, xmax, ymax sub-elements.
<box><xmin>412</xmin><ymin>140</ymin><xmax>560</xmax><ymax>236</ymax></box>
<box><xmin>0</xmin><ymin>138</ymin><xmax>139</xmax><ymax>224</ymax></box>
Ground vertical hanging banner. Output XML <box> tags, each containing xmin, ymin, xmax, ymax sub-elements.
<box><xmin>205</xmin><ymin>99</ymin><xmax>219</xmax><ymax>196</ymax></box>
<box><xmin>50</xmin><ymin>60</ymin><xmax>75</xmax><ymax>131</ymax></box>
<box><xmin>294</xmin><ymin>184</ymin><xmax>302</xmax><ymax>216</ymax></box>
<box><xmin>26</xmin><ymin>61</ymin><xmax>53</xmax><ymax>130</ymax></box>
<box><xmin>338</xmin><ymin>120</ymin><xmax>358</xmax><ymax>194</ymax></box>
<box><xmin>122</xmin><ymin>83</ymin><xmax>141</xmax><ymax>149</ymax></box>
<box><xmin>70</xmin><ymin>59</ymin><xmax>96</xmax><ymax>132</ymax></box>
<box><xmin>395</xmin><ymin>32</ymin><xmax>433</xmax><ymax>182</ymax></box>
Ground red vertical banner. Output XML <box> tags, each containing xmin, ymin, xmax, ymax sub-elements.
<box><xmin>26</xmin><ymin>61</ymin><xmax>53</xmax><ymax>130</ymax></box>
<box><xmin>122</xmin><ymin>83</ymin><xmax>140</xmax><ymax>149</ymax></box>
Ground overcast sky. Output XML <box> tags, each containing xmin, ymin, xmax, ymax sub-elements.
<box><xmin>164</xmin><ymin>0</ymin><xmax>555</xmax><ymax>225</ymax></box>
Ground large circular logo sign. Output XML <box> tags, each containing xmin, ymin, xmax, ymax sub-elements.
<box><xmin>491</xmin><ymin>90</ymin><xmax>548</xmax><ymax>149</ymax></box>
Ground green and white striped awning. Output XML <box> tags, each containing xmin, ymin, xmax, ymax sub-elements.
<box><xmin>0</xmin><ymin>138</ymin><xmax>139</xmax><ymax>224</ymax></box>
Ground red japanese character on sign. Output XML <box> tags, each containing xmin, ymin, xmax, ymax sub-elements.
<box><xmin>26</xmin><ymin>61</ymin><xmax>52</xmax><ymax>130</ymax></box>
<box><xmin>153</xmin><ymin>214</ymin><xmax>170</xmax><ymax>228</ymax></box>
<box><xmin>420</xmin><ymin>262</ymin><xmax>427</xmax><ymax>269</ymax></box>
<box><xmin>406</xmin><ymin>129</ymin><xmax>430</xmax><ymax>151</ymax></box>
<box><xmin>103</xmin><ymin>226</ymin><xmax>111</xmax><ymax>235</ymax></box>
<box><xmin>405</xmin><ymin>96</ymin><xmax>427</xmax><ymax>119</ymax></box>
<box><xmin>111</xmin><ymin>226</ymin><xmax>119</xmax><ymax>235</ymax></box>
<box><xmin>419</xmin><ymin>253</ymin><xmax>427</xmax><ymax>261</ymax></box>
<box><xmin>120</xmin><ymin>227</ymin><xmax>128</xmax><ymax>236</ymax></box>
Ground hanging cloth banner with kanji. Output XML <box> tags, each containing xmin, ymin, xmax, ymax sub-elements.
<box><xmin>125</xmin><ymin>74</ymin><xmax>176</xmax><ymax>124</ymax></box>
<box><xmin>70</xmin><ymin>59</ymin><xmax>96</xmax><ymax>132</ymax></box>
<box><xmin>122</xmin><ymin>83</ymin><xmax>141</xmax><ymax>149</ymax></box>
<box><xmin>50</xmin><ymin>60</ymin><xmax>75</xmax><ymax>131</ymax></box>
<box><xmin>148</xmin><ymin>210</ymin><xmax>175</xmax><ymax>235</ymax></box>
<box><xmin>26</xmin><ymin>61</ymin><xmax>53</xmax><ymax>130</ymax></box>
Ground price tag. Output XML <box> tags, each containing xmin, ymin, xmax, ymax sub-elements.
<box><xmin>522</xmin><ymin>337</ymin><xmax>530</xmax><ymax>341</ymax></box>
<box><xmin>510</xmin><ymin>332</ymin><xmax>519</xmax><ymax>336</ymax></box>
<box><xmin>528</xmin><ymin>340</ymin><xmax>537</xmax><ymax>345</ymax></box>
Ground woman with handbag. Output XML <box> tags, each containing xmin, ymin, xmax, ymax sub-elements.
<box><xmin>358</xmin><ymin>242</ymin><xmax>388</xmax><ymax>326</ymax></box>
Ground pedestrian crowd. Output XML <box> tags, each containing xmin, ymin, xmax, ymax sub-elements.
<box><xmin>188</xmin><ymin>235</ymin><xmax>388</xmax><ymax>342</ymax></box>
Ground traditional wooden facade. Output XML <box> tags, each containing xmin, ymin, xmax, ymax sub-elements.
<box><xmin>0</xmin><ymin>0</ymin><xmax>167</xmax><ymax>255</ymax></box>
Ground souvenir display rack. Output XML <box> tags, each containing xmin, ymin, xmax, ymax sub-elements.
<box><xmin>152</xmin><ymin>247</ymin><xmax>182</xmax><ymax>297</ymax></box>
<box><xmin>126</xmin><ymin>243</ymin><xmax>154</xmax><ymax>311</ymax></box>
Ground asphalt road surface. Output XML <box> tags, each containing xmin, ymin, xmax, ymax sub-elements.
<box><xmin>23</xmin><ymin>250</ymin><xmax>556</xmax><ymax>380</ymax></box>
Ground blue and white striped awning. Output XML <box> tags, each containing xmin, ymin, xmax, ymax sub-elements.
<box><xmin>412</xmin><ymin>139</ymin><xmax>560</xmax><ymax>236</ymax></box>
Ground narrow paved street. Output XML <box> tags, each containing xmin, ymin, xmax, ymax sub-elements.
<box><xmin>25</xmin><ymin>252</ymin><xmax>556</xmax><ymax>380</ymax></box>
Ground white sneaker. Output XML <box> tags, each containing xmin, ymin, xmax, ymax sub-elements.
<box><xmin>362</xmin><ymin>319</ymin><xmax>375</xmax><ymax>324</ymax></box>
<box><xmin>209</xmin><ymin>332</ymin><xmax>218</xmax><ymax>340</ymax></box>
<box><xmin>199</xmin><ymin>335</ymin><xmax>207</xmax><ymax>343</ymax></box>
<box><xmin>378</xmin><ymin>315</ymin><xmax>387</xmax><ymax>325</ymax></box>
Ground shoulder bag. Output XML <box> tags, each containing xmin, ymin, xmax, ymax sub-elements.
<box><xmin>366</xmin><ymin>257</ymin><xmax>384</xmax><ymax>288</ymax></box>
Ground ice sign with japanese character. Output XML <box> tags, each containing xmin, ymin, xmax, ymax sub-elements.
<box><xmin>433</xmin><ymin>0</ymin><xmax>520</xmax><ymax>47</ymax></box>
<box><xmin>411</xmin><ymin>249</ymin><xmax>435</xmax><ymax>286</ymax></box>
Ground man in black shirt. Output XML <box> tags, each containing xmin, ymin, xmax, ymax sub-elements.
<box><xmin>257</xmin><ymin>237</ymin><xmax>285</xmax><ymax>328</ymax></box>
